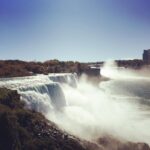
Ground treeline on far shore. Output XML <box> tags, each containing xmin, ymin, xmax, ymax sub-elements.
<box><xmin>0</xmin><ymin>59</ymin><xmax>88</xmax><ymax>77</ymax></box>
<box><xmin>0</xmin><ymin>59</ymin><xmax>146</xmax><ymax>78</ymax></box>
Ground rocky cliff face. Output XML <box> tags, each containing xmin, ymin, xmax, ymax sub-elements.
<box><xmin>0</xmin><ymin>88</ymin><xmax>149</xmax><ymax>150</ymax></box>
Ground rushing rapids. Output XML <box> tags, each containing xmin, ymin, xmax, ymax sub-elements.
<box><xmin>0</xmin><ymin>73</ymin><xmax>77</xmax><ymax>112</ymax></box>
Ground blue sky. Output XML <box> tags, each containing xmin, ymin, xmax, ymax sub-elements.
<box><xmin>0</xmin><ymin>0</ymin><xmax>150</xmax><ymax>62</ymax></box>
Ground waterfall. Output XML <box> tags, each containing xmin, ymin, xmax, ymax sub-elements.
<box><xmin>0</xmin><ymin>73</ymin><xmax>78</xmax><ymax>113</ymax></box>
<box><xmin>1</xmin><ymin>71</ymin><xmax>150</xmax><ymax>144</ymax></box>
<box><xmin>49</xmin><ymin>73</ymin><xmax>77</xmax><ymax>87</ymax></box>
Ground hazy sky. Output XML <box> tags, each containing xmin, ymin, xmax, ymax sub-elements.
<box><xmin>0</xmin><ymin>0</ymin><xmax>150</xmax><ymax>62</ymax></box>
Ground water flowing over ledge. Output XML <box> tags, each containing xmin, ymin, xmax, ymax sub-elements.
<box><xmin>0</xmin><ymin>73</ymin><xmax>77</xmax><ymax>111</ymax></box>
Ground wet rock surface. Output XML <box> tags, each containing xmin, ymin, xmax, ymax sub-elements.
<box><xmin>98</xmin><ymin>136</ymin><xmax>150</xmax><ymax>150</ymax></box>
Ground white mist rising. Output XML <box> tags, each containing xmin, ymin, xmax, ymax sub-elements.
<box><xmin>45</xmin><ymin>62</ymin><xmax>150</xmax><ymax>144</ymax></box>
<box><xmin>1</xmin><ymin>68</ymin><xmax>150</xmax><ymax>145</ymax></box>
<box><xmin>101</xmin><ymin>60</ymin><xmax>150</xmax><ymax>80</ymax></box>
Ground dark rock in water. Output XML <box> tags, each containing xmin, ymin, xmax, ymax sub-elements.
<box><xmin>82</xmin><ymin>67</ymin><xmax>101</xmax><ymax>77</ymax></box>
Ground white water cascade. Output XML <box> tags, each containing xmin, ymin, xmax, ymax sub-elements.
<box><xmin>0</xmin><ymin>73</ymin><xmax>77</xmax><ymax>113</ymax></box>
<box><xmin>1</xmin><ymin>70</ymin><xmax>150</xmax><ymax>145</ymax></box>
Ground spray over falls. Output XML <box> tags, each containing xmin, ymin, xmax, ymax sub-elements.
<box><xmin>0</xmin><ymin>65</ymin><xmax>150</xmax><ymax>147</ymax></box>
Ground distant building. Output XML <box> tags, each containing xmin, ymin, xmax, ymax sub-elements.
<box><xmin>143</xmin><ymin>49</ymin><xmax>150</xmax><ymax>64</ymax></box>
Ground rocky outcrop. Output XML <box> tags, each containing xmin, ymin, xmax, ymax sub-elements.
<box><xmin>98</xmin><ymin>136</ymin><xmax>150</xmax><ymax>150</ymax></box>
